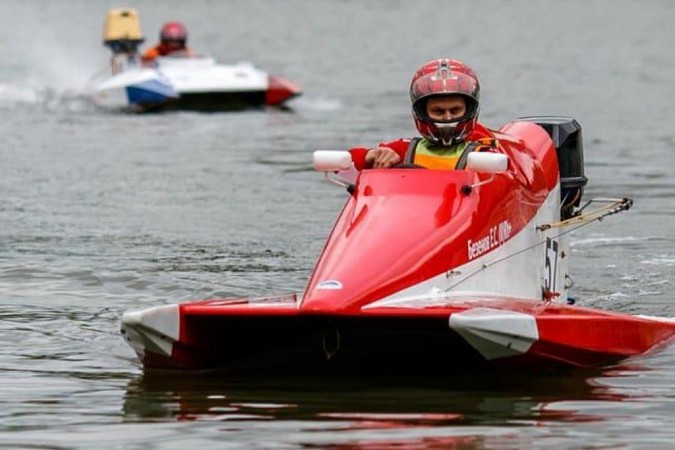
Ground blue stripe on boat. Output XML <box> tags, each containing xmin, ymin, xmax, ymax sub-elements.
<box><xmin>126</xmin><ymin>78</ymin><xmax>178</xmax><ymax>106</ymax></box>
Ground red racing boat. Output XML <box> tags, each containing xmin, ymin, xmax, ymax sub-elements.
<box><xmin>121</xmin><ymin>117</ymin><xmax>675</xmax><ymax>372</ymax></box>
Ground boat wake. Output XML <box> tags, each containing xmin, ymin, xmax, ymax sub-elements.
<box><xmin>0</xmin><ymin>82</ymin><xmax>96</xmax><ymax>114</ymax></box>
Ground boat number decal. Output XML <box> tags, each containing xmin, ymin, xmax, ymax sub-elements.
<box><xmin>317</xmin><ymin>280</ymin><xmax>343</xmax><ymax>290</ymax></box>
<box><xmin>467</xmin><ymin>220</ymin><xmax>512</xmax><ymax>260</ymax></box>
<box><xmin>544</xmin><ymin>238</ymin><xmax>559</xmax><ymax>293</ymax></box>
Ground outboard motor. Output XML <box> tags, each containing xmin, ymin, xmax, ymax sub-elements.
<box><xmin>103</xmin><ymin>8</ymin><xmax>144</xmax><ymax>73</ymax></box>
<box><xmin>519</xmin><ymin>116</ymin><xmax>588</xmax><ymax>219</ymax></box>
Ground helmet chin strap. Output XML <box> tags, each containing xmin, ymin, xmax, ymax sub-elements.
<box><xmin>433</xmin><ymin>122</ymin><xmax>460</xmax><ymax>146</ymax></box>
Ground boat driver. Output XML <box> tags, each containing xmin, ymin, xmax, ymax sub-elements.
<box><xmin>142</xmin><ymin>21</ymin><xmax>193</xmax><ymax>62</ymax></box>
<box><xmin>349</xmin><ymin>58</ymin><xmax>500</xmax><ymax>170</ymax></box>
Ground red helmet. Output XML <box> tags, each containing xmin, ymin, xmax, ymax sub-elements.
<box><xmin>160</xmin><ymin>22</ymin><xmax>187</xmax><ymax>45</ymax></box>
<box><xmin>410</xmin><ymin>59</ymin><xmax>480</xmax><ymax>146</ymax></box>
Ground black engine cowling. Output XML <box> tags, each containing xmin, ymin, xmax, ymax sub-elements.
<box><xmin>519</xmin><ymin>116</ymin><xmax>588</xmax><ymax>219</ymax></box>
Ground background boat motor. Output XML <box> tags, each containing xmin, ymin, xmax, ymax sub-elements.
<box><xmin>102</xmin><ymin>8</ymin><xmax>145</xmax><ymax>56</ymax></box>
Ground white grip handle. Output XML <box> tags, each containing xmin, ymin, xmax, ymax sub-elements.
<box><xmin>466</xmin><ymin>152</ymin><xmax>508</xmax><ymax>173</ymax></box>
<box><xmin>312</xmin><ymin>150</ymin><xmax>353</xmax><ymax>171</ymax></box>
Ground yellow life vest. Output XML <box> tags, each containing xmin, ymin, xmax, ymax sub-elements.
<box><xmin>405</xmin><ymin>137</ymin><xmax>498</xmax><ymax>169</ymax></box>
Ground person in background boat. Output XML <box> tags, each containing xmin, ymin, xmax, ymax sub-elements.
<box><xmin>141</xmin><ymin>21</ymin><xmax>193</xmax><ymax>63</ymax></box>
<box><xmin>349</xmin><ymin>58</ymin><xmax>499</xmax><ymax>170</ymax></box>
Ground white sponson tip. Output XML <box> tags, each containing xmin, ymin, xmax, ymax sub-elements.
<box><xmin>313</xmin><ymin>150</ymin><xmax>353</xmax><ymax>171</ymax></box>
<box><xmin>466</xmin><ymin>152</ymin><xmax>508</xmax><ymax>173</ymax></box>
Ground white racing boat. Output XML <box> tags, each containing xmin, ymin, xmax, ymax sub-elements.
<box><xmin>89</xmin><ymin>9</ymin><xmax>301</xmax><ymax>112</ymax></box>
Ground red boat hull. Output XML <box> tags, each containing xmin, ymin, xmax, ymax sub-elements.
<box><xmin>120</xmin><ymin>118</ymin><xmax>674</xmax><ymax>372</ymax></box>
<box><xmin>265</xmin><ymin>75</ymin><xmax>302</xmax><ymax>106</ymax></box>
<box><xmin>121</xmin><ymin>295</ymin><xmax>675</xmax><ymax>372</ymax></box>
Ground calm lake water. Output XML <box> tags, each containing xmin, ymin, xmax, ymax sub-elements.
<box><xmin>1</xmin><ymin>0</ymin><xmax>674</xmax><ymax>448</ymax></box>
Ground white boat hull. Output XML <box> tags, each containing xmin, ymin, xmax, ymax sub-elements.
<box><xmin>90</xmin><ymin>57</ymin><xmax>301</xmax><ymax>112</ymax></box>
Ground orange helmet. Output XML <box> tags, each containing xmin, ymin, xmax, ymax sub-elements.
<box><xmin>410</xmin><ymin>59</ymin><xmax>480</xmax><ymax>146</ymax></box>
<box><xmin>160</xmin><ymin>22</ymin><xmax>187</xmax><ymax>45</ymax></box>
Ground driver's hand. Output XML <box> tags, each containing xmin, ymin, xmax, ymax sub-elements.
<box><xmin>365</xmin><ymin>147</ymin><xmax>401</xmax><ymax>168</ymax></box>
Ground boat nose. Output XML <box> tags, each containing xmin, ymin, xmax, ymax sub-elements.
<box><xmin>266</xmin><ymin>75</ymin><xmax>302</xmax><ymax>105</ymax></box>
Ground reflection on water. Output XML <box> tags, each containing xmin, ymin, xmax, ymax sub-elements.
<box><xmin>122</xmin><ymin>365</ymin><xmax>674</xmax><ymax>447</ymax></box>
<box><xmin>118</xmin><ymin>353</ymin><xmax>675</xmax><ymax>448</ymax></box>
<box><xmin>122</xmin><ymin>367</ymin><xmax>633</xmax><ymax>446</ymax></box>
